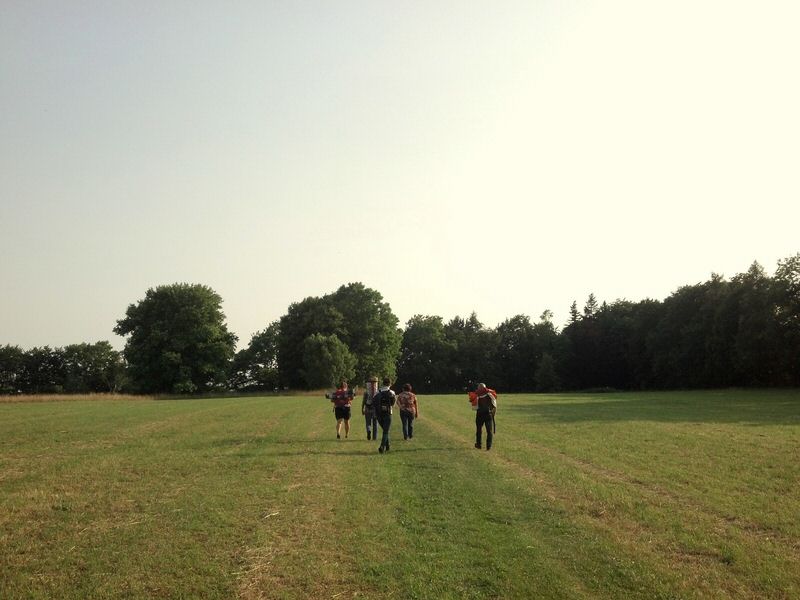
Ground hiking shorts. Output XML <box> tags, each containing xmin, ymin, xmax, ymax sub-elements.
<box><xmin>334</xmin><ymin>406</ymin><xmax>351</xmax><ymax>421</ymax></box>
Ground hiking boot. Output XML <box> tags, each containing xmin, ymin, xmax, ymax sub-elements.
<box><xmin>367</xmin><ymin>431</ymin><xmax>371</xmax><ymax>440</ymax></box>
<box><xmin>474</xmin><ymin>443</ymin><xmax>481</xmax><ymax>449</ymax></box>
<box><xmin>385</xmin><ymin>443</ymin><xmax>390</xmax><ymax>452</ymax></box>
<box><xmin>337</xmin><ymin>433</ymin><xmax>340</xmax><ymax>439</ymax></box>
<box><xmin>378</xmin><ymin>445</ymin><xmax>385</xmax><ymax>454</ymax></box>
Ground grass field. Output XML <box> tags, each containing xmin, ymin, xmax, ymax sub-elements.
<box><xmin>1</xmin><ymin>390</ymin><xmax>799</xmax><ymax>599</ymax></box>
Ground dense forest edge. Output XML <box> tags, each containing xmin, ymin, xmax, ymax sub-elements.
<box><xmin>2</xmin><ymin>254</ymin><xmax>799</xmax><ymax>395</ymax></box>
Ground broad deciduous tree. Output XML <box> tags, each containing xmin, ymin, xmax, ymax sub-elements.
<box><xmin>114</xmin><ymin>283</ymin><xmax>236</xmax><ymax>394</ymax></box>
<box><xmin>277</xmin><ymin>283</ymin><xmax>401</xmax><ymax>389</ymax></box>
<box><xmin>301</xmin><ymin>333</ymin><xmax>356</xmax><ymax>389</ymax></box>
<box><xmin>229</xmin><ymin>322</ymin><xmax>281</xmax><ymax>391</ymax></box>
<box><xmin>395</xmin><ymin>315</ymin><xmax>456</xmax><ymax>393</ymax></box>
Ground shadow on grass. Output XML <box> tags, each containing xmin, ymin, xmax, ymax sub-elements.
<box><xmin>506</xmin><ymin>390</ymin><xmax>800</xmax><ymax>426</ymax></box>
<box><xmin>266</xmin><ymin>446</ymin><xmax>461</xmax><ymax>457</ymax></box>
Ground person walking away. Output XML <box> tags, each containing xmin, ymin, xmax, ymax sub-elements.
<box><xmin>362</xmin><ymin>376</ymin><xmax>379</xmax><ymax>440</ymax></box>
<box><xmin>330</xmin><ymin>380</ymin><xmax>353</xmax><ymax>439</ymax></box>
<box><xmin>375</xmin><ymin>377</ymin><xmax>396</xmax><ymax>453</ymax></box>
<box><xmin>473</xmin><ymin>383</ymin><xmax>497</xmax><ymax>450</ymax></box>
<box><xmin>396</xmin><ymin>383</ymin><xmax>419</xmax><ymax>440</ymax></box>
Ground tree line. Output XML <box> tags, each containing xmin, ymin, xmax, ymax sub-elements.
<box><xmin>565</xmin><ymin>256</ymin><xmax>799</xmax><ymax>390</ymax></box>
<box><xmin>0</xmin><ymin>342</ymin><xmax>126</xmax><ymax>395</ymax></box>
<box><xmin>1</xmin><ymin>255</ymin><xmax>798</xmax><ymax>395</ymax></box>
<box><xmin>396</xmin><ymin>256</ymin><xmax>800</xmax><ymax>392</ymax></box>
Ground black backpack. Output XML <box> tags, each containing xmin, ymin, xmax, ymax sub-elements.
<box><xmin>377</xmin><ymin>390</ymin><xmax>395</xmax><ymax>412</ymax></box>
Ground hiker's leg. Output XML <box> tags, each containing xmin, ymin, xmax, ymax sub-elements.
<box><xmin>382</xmin><ymin>413</ymin><xmax>391</xmax><ymax>449</ymax></box>
<box><xmin>475</xmin><ymin>412</ymin><xmax>482</xmax><ymax>448</ymax></box>
<box><xmin>400</xmin><ymin>411</ymin><xmax>409</xmax><ymax>439</ymax></box>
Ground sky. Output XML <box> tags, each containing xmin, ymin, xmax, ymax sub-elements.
<box><xmin>2</xmin><ymin>1</ymin><xmax>799</xmax><ymax>351</ymax></box>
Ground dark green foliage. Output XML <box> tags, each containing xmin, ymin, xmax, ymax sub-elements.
<box><xmin>229</xmin><ymin>322</ymin><xmax>280</xmax><ymax>392</ymax></box>
<box><xmin>442</xmin><ymin>313</ymin><xmax>499</xmax><ymax>390</ymax></box>
<box><xmin>534</xmin><ymin>353</ymin><xmax>560</xmax><ymax>392</ymax></box>
<box><xmin>0</xmin><ymin>345</ymin><xmax>26</xmax><ymax>394</ymax></box>
<box><xmin>114</xmin><ymin>283</ymin><xmax>236</xmax><ymax>394</ymax></box>
<box><xmin>300</xmin><ymin>333</ymin><xmax>356</xmax><ymax>388</ymax></box>
<box><xmin>276</xmin><ymin>283</ymin><xmax>401</xmax><ymax>389</ymax></box>
<box><xmin>327</xmin><ymin>283</ymin><xmax>401</xmax><ymax>382</ymax></box>
<box><xmin>0</xmin><ymin>342</ymin><xmax>126</xmax><ymax>394</ymax></box>
<box><xmin>395</xmin><ymin>315</ymin><xmax>456</xmax><ymax>393</ymax></box>
<box><xmin>773</xmin><ymin>254</ymin><xmax>800</xmax><ymax>385</ymax></box>
<box><xmin>21</xmin><ymin>346</ymin><xmax>66</xmax><ymax>393</ymax></box>
<box><xmin>395</xmin><ymin>254</ymin><xmax>800</xmax><ymax>392</ymax></box>
<box><xmin>493</xmin><ymin>315</ymin><xmax>537</xmax><ymax>391</ymax></box>
<box><xmin>277</xmin><ymin>296</ymin><xmax>344</xmax><ymax>389</ymax></box>
<box><xmin>5</xmin><ymin>254</ymin><xmax>800</xmax><ymax>395</ymax></box>
<box><xmin>61</xmin><ymin>341</ymin><xmax>127</xmax><ymax>393</ymax></box>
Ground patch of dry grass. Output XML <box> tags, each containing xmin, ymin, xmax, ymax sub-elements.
<box><xmin>0</xmin><ymin>393</ymin><xmax>150</xmax><ymax>404</ymax></box>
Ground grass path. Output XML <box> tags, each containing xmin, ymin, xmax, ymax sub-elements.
<box><xmin>1</xmin><ymin>390</ymin><xmax>799</xmax><ymax>598</ymax></box>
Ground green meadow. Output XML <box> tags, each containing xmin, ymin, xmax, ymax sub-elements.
<box><xmin>1</xmin><ymin>390</ymin><xmax>799</xmax><ymax>599</ymax></box>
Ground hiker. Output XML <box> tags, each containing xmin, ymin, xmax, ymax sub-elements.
<box><xmin>470</xmin><ymin>382</ymin><xmax>497</xmax><ymax>450</ymax></box>
<box><xmin>375</xmin><ymin>377</ymin><xmax>396</xmax><ymax>453</ymax></box>
<box><xmin>330</xmin><ymin>380</ymin><xmax>353</xmax><ymax>439</ymax></box>
<box><xmin>361</xmin><ymin>376</ymin><xmax>379</xmax><ymax>440</ymax></box>
<box><xmin>396</xmin><ymin>383</ymin><xmax>419</xmax><ymax>440</ymax></box>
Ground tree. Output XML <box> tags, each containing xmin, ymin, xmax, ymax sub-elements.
<box><xmin>562</xmin><ymin>303</ymin><xmax>601</xmax><ymax>390</ymax></box>
<box><xmin>626</xmin><ymin>299</ymin><xmax>663</xmax><ymax>389</ymax></box>
<box><xmin>534</xmin><ymin>353</ymin><xmax>560</xmax><ymax>392</ymax></box>
<box><xmin>395</xmin><ymin>315</ymin><xmax>456</xmax><ymax>393</ymax></box>
<box><xmin>592</xmin><ymin>301</ymin><xmax>636</xmax><ymax>389</ymax></box>
<box><xmin>276</xmin><ymin>283</ymin><xmax>401</xmax><ymax>388</ymax></box>
<box><xmin>277</xmin><ymin>296</ymin><xmax>345</xmax><ymax>388</ymax></box>
<box><xmin>583</xmin><ymin>293</ymin><xmax>599</xmax><ymax>319</ymax></box>
<box><xmin>443</xmin><ymin>313</ymin><xmax>498</xmax><ymax>391</ymax></box>
<box><xmin>19</xmin><ymin>346</ymin><xmax>66</xmax><ymax>394</ymax></box>
<box><xmin>327</xmin><ymin>283</ymin><xmax>402</xmax><ymax>382</ymax></box>
<box><xmin>114</xmin><ymin>283</ymin><xmax>237</xmax><ymax>394</ymax></box>
<box><xmin>61</xmin><ymin>342</ymin><xmax>126</xmax><ymax>393</ymax></box>
<box><xmin>300</xmin><ymin>333</ymin><xmax>356</xmax><ymax>389</ymax></box>
<box><xmin>494</xmin><ymin>315</ymin><xmax>537</xmax><ymax>391</ymax></box>
<box><xmin>568</xmin><ymin>301</ymin><xmax>580</xmax><ymax>324</ymax></box>
<box><xmin>730</xmin><ymin>262</ymin><xmax>780</xmax><ymax>385</ymax></box>
<box><xmin>0</xmin><ymin>345</ymin><xmax>25</xmax><ymax>394</ymax></box>
<box><xmin>229</xmin><ymin>322</ymin><xmax>281</xmax><ymax>391</ymax></box>
<box><xmin>774</xmin><ymin>253</ymin><xmax>800</xmax><ymax>385</ymax></box>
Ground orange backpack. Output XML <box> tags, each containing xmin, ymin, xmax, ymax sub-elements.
<box><xmin>468</xmin><ymin>388</ymin><xmax>496</xmax><ymax>410</ymax></box>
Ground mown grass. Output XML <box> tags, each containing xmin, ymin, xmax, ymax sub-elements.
<box><xmin>1</xmin><ymin>390</ymin><xmax>798</xmax><ymax>599</ymax></box>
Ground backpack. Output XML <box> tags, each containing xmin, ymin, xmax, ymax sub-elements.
<box><xmin>377</xmin><ymin>389</ymin><xmax>395</xmax><ymax>412</ymax></box>
<box><xmin>469</xmin><ymin>388</ymin><xmax>497</xmax><ymax>411</ymax></box>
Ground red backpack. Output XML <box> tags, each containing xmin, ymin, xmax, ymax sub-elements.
<box><xmin>468</xmin><ymin>388</ymin><xmax>496</xmax><ymax>410</ymax></box>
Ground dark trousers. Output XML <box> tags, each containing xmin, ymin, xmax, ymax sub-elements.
<box><xmin>476</xmin><ymin>411</ymin><xmax>493</xmax><ymax>449</ymax></box>
<box><xmin>378</xmin><ymin>411</ymin><xmax>392</xmax><ymax>448</ymax></box>
<box><xmin>400</xmin><ymin>409</ymin><xmax>415</xmax><ymax>439</ymax></box>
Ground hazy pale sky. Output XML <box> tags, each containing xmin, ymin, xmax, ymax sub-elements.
<box><xmin>2</xmin><ymin>1</ymin><xmax>799</xmax><ymax>350</ymax></box>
